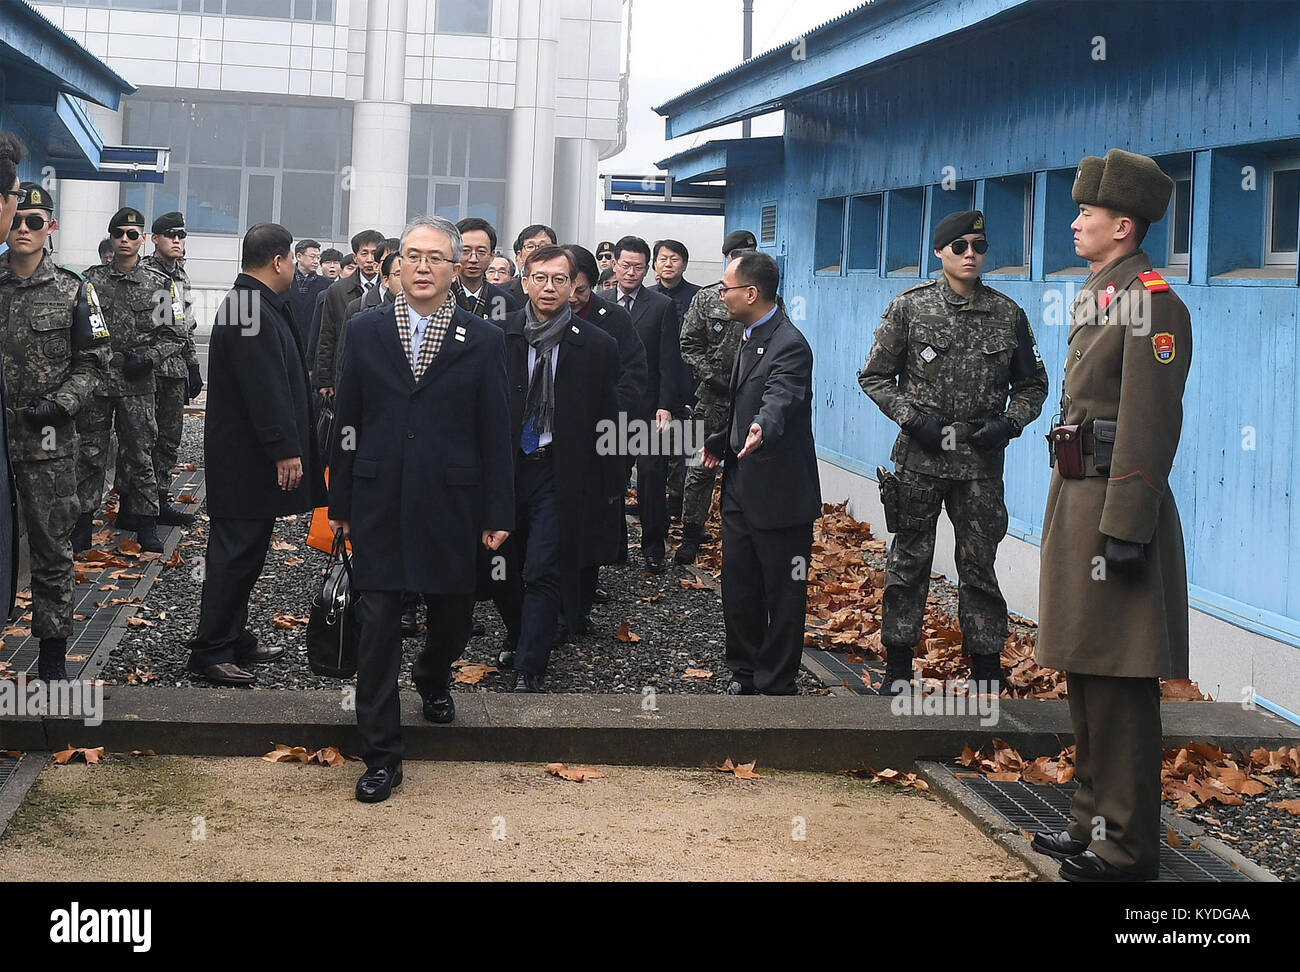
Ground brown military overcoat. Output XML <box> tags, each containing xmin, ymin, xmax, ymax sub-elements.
<box><xmin>1037</xmin><ymin>250</ymin><xmax>1192</xmax><ymax>678</ymax></box>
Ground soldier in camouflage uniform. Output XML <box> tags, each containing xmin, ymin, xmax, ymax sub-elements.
<box><xmin>134</xmin><ymin>210</ymin><xmax>202</xmax><ymax>526</ymax></box>
<box><xmin>0</xmin><ymin>182</ymin><xmax>110</xmax><ymax>680</ymax></box>
<box><xmin>76</xmin><ymin>207</ymin><xmax>182</xmax><ymax>555</ymax></box>
<box><xmin>859</xmin><ymin>211</ymin><xmax>1047</xmax><ymax>696</ymax></box>
<box><xmin>673</xmin><ymin>229</ymin><xmax>756</xmax><ymax>565</ymax></box>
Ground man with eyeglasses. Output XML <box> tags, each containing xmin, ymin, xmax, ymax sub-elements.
<box><xmin>649</xmin><ymin>239</ymin><xmax>701</xmax><ymax>524</ymax></box>
<box><xmin>315</xmin><ymin>228</ymin><xmax>385</xmax><ymax>397</ymax></box>
<box><xmin>858</xmin><ymin>210</ymin><xmax>1047</xmax><ymax>697</ymax></box>
<box><xmin>77</xmin><ymin>207</ymin><xmax>185</xmax><ymax>555</ymax></box>
<box><xmin>503</xmin><ymin>223</ymin><xmax>556</xmax><ymax>308</ymax></box>
<box><xmin>289</xmin><ymin>238</ymin><xmax>330</xmax><ymax>352</ymax></box>
<box><xmin>453</xmin><ymin>217</ymin><xmax>520</xmax><ymax>324</ymax></box>
<box><xmin>134</xmin><ymin>211</ymin><xmax>201</xmax><ymax>530</ymax></box>
<box><xmin>0</xmin><ymin>181</ymin><xmax>110</xmax><ymax>681</ymax></box>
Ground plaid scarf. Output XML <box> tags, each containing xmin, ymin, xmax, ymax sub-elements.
<box><xmin>393</xmin><ymin>290</ymin><xmax>456</xmax><ymax>381</ymax></box>
<box><xmin>452</xmin><ymin>278</ymin><xmax>488</xmax><ymax>318</ymax></box>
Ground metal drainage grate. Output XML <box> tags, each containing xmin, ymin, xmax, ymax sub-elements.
<box><xmin>957</xmin><ymin>774</ymin><xmax>1252</xmax><ymax>882</ymax></box>
<box><xmin>0</xmin><ymin>753</ymin><xmax>19</xmax><ymax>794</ymax></box>
<box><xmin>803</xmin><ymin>646</ymin><xmax>882</xmax><ymax>695</ymax></box>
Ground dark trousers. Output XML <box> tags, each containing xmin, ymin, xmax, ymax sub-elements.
<box><xmin>1065</xmin><ymin>672</ymin><xmax>1163</xmax><ymax>875</ymax></box>
<box><xmin>720</xmin><ymin>470</ymin><xmax>812</xmax><ymax>695</ymax></box>
<box><xmin>504</xmin><ymin>454</ymin><xmax>562</xmax><ymax>676</ymax></box>
<box><xmin>478</xmin><ymin>541</ymin><xmax>522</xmax><ymax>651</ymax></box>
<box><xmin>355</xmin><ymin>588</ymin><xmax>475</xmax><ymax>770</ymax></box>
<box><xmin>577</xmin><ymin>565</ymin><xmax>598</xmax><ymax>626</ymax></box>
<box><xmin>189</xmin><ymin>516</ymin><xmax>275</xmax><ymax>668</ymax></box>
<box><xmin>636</xmin><ymin>451</ymin><xmax>667</xmax><ymax>553</ymax></box>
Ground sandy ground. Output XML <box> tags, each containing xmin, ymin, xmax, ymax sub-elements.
<box><xmin>0</xmin><ymin>757</ymin><xmax>1032</xmax><ymax>881</ymax></box>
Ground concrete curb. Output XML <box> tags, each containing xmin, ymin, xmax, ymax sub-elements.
<box><xmin>0</xmin><ymin>754</ymin><xmax>47</xmax><ymax>842</ymax></box>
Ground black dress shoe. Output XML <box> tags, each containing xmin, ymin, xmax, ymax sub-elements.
<box><xmin>723</xmin><ymin>679</ymin><xmax>754</xmax><ymax>696</ymax></box>
<box><xmin>188</xmin><ymin>662</ymin><xmax>255</xmax><ymax>686</ymax></box>
<box><xmin>642</xmin><ymin>552</ymin><xmax>666</xmax><ymax>575</ymax></box>
<box><xmin>1031</xmin><ymin>830</ymin><xmax>1088</xmax><ymax>861</ymax></box>
<box><xmin>514</xmin><ymin>672</ymin><xmax>541</xmax><ymax>693</ymax></box>
<box><xmin>422</xmin><ymin>693</ymin><xmax>455</xmax><ymax>724</ymax></box>
<box><xmin>1059</xmin><ymin>850</ymin><xmax>1156</xmax><ymax>883</ymax></box>
<box><xmin>592</xmin><ymin>587</ymin><xmax>611</xmax><ymax>604</ymax></box>
<box><xmin>235</xmin><ymin>644</ymin><xmax>285</xmax><ymax>665</ymax></box>
<box><xmin>355</xmin><ymin>763</ymin><xmax>403</xmax><ymax>803</ymax></box>
<box><xmin>498</xmin><ymin>648</ymin><xmax>516</xmax><ymax>669</ymax></box>
<box><xmin>400</xmin><ymin>610</ymin><xmax>421</xmax><ymax>637</ymax></box>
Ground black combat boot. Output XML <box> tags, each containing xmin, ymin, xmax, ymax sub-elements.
<box><xmin>37</xmin><ymin>638</ymin><xmax>69</xmax><ymax>682</ymax></box>
<box><xmin>156</xmin><ymin>489</ymin><xmax>196</xmax><ymax>526</ymax></box>
<box><xmin>114</xmin><ymin>492</ymin><xmax>136</xmax><ymax>532</ymax></box>
<box><xmin>134</xmin><ymin>515</ymin><xmax>164</xmax><ymax>554</ymax></box>
<box><xmin>71</xmin><ymin>513</ymin><xmax>94</xmax><ymax>554</ymax></box>
<box><xmin>674</xmin><ymin>523</ymin><xmax>704</xmax><ymax>565</ymax></box>
<box><xmin>968</xmin><ymin>653</ymin><xmax>1004</xmax><ymax>697</ymax></box>
<box><xmin>878</xmin><ymin>646</ymin><xmax>914</xmax><ymax>697</ymax></box>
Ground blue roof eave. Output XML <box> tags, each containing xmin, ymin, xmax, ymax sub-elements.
<box><xmin>656</xmin><ymin>136</ymin><xmax>784</xmax><ymax>187</ymax></box>
<box><xmin>2</xmin><ymin>1</ymin><xmax>136</xmax><ymax>109</ymax></box>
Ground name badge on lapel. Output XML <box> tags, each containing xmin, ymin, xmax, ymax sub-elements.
<box><xmin>571</xmin><ymin>325</ymin><xmax>580</xmax><ymax>334</ymax></box>
<box><xmin>756</xmin><ymin>346</ymin><xmax>765</xmax><ymax>355</ymax></box>
<box><xmin>454</xmin><ymin>325</ymin><xmax>467</xmax><ymax>342</ymax></box>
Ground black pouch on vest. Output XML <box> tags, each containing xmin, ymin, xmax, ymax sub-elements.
<box><xmin>1092</xmin><ymin>419</ymin><xmax>1117</xmax><ymax>475</ymax></box>
<box><xmin>876</xmin><ymin>466</ymin><xmax>899</xmax><ymax>534</ymax></box>
<box><xmin>1050</xmin><ymin>425</ymin><xmax>1085</xmax><ymax>479</ymax></box>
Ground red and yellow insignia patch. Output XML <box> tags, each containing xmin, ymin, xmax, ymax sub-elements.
<box><xmin>1138</xmin><ymin>270</ymin><xmax>1170</xmax><ymax>292</ymax></box>
<box><xmin>1152</xmin><ymin>332</ymin><xmax>1175</xmax><ymax>363</ymax></box>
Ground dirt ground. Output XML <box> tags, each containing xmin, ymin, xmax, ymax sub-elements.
<box><xmin>0</xmin><ymin>757</ymin><xmax>1031</xmax><ymax>882</ymax></box>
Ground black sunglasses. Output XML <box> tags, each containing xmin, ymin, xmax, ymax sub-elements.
<box><xmin>2</xmin><ymin>187</ymin><xmax>28</xmax><ymax>205</ymax></box>
<box><xmin>949</xmin><ymin>238</ymin><xmax>989</xmax><ymax>255</ymax></box>
<box><xmin>159</xmin><ymin>229</ymin><xmax>187</xmax><ymax>240</ymax></box>
<box><xmin>111</xmin><ymin>227</ymin><xmax>142</xmax><ymax>241</ymax></box>
<box><xmin>11</xmin><ymin>213</ymin><xmax>49</xmax><ymax>232</ymax></box>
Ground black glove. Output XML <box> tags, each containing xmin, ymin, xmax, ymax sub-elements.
<box><xmin>1103</xmin><ymin>536</ymin><xmax>1147</xmax><ymax>576</ymax></box>
<box><xmin>23</xmin><ymin>398</ymin><xmax>69</xmax><ymax>429</ymax></box>
<box><xmin>122</xmin><ymin>352</ymin><xmax>153</xmax><ymax>380</ymax></box>
<box><xmin>969</xmin><ymin>416</ymin><xmax>1012</xmax><ymax>451</ymax></box>
<box><xmin>903</xmin><ymin>412</ymin><xmax>947</xmax><ymax>453</ymax></box>
<box><xmin>706</xmin><ymin>376</ymin><xmax>730</xmax><ymax>397</ymax></box>
<box><xmin>186</xmin><ymin>360</ymin><xmax>203</xmax><ymax>402</ymax></box>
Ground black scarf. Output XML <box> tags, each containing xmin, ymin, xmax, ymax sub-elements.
<box><xmin>522</xmin><ymin>304</ymin><xmax>572</xmax><ymax>437</ymax></box>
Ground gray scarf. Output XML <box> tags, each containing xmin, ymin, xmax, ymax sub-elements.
<box><xmin>523</xmin><ymin>303</ymin><xmax>572</xmax><ymax>437</ymax></box>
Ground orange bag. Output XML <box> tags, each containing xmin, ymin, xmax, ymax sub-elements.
<box><xmin>307</xmin><ymin>468</ymin><xmax>352</xmax><ymax>554</ymax></box>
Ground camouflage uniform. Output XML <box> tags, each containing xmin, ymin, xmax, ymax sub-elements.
<box><xmin>0</xmin><ymin>252</ymin><xmax>110</xmax><ymax>637</ymax></box>
<box><xmin>77</xmin><ymin>259</ymin><xmax>181</xmax><ymax>518</ymax></box>
<box><xmin>677</xmin><ymin>282</ymin><xmax>743</xmax><ymax>529</ymax></box>
<box><xmin>135</xmin><ymin>253</ymin><xmax>197</xmax><ymax>494</ymax></box>
<box><xmin>859</xmin><ymin>276</ymin><xmax>1048</xmax><ymax>656</ymax></box>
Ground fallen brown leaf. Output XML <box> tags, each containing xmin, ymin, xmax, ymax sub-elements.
<box><xmin>682</xmin><ymin>668</ymin><xmax>713</xmax><ymax>679</ymax></box>
<box><xmin>453</xmin><ymin>663</ymin><xmax>498</xmax><ymax>685</ymax></box>
<box><xmin>271</xmin><ymin>540</ymin><xmax>297</xmax><ymax>552</ymax></box>
<box><xmin>615</xmin><ymin>620</ymin><xmax>641</xmax><ymax>643</ymax></box>
<box><xmin>125</xmin><ymin>617</ymin><xmax>153</xmax><ymax>628</ymax></box>
<box><xmin>716</xmin><ymin>758</ymin><xmax>762</xmax><ymax>779</ymax></box>
<box><xmin>118</xmin><ymin>538</ymin><xmax>141</xmax><ymax>556</ymax></box>
<box><xmin>270</xmin><ymin>614</ymin><xmax>310</xmax><ymax>630</ymax></box>
<box><xmin>53</xmin><ymin>744</ymin><xmax>104</xmax><ymax>765</ymax></box>
<box><xmin>1268</xmin><ymin>799</ymin><xmax>1300</xmax><ymax>816</ymax></box>
<box><xmin>546</xmin><ymin>762</ymin><xmax>606</xmax><ymax>782</ymax></box>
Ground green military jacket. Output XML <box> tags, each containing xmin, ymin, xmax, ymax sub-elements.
<box><xmin>859</xmin><ymin>276</ymin><xmax>1049</xmax><ymax>479</ymax></box>
<box><xmin>83</xmin><ymin>258</ymin><xmax>183</xmax><ymax>397</ymax></box>
<box><xmin>141</xmin><ymin>253</ymin><xmax>198</xmax><ymax>379</ymax></box>
<box><xmin>0</xmin><ymin>252</ymin><xmax>111</xmax><ymax>461</ymax></box>
<box><xmin>678</xmin><ymin>282</ymin><xmax>743</xmax><ymax>404</ymax></box>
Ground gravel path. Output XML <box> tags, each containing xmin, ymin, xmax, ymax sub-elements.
<box><xmin>1177</xmin><ymin>779</ymin><xmax>1300</xmax><ymax>882</ymax></box>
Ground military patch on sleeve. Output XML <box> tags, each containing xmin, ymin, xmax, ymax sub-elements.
<box><xmin>85</xmin><ymin>283</ymin><xmax>110</xmax><ymax>340</ymax></box>
<box><xmin>1152</xmin><ymin>332</ymin><xmax>1175</xmax><ymax>363</ymax></box>
<box><xmin>1138</xmin><ymin>270</ymin><xmax>1170</xmax><ymax>293</ymax></box>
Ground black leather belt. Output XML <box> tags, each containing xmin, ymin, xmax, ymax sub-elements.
<box><xmin>520</xmin><ymin>445</ymin><xmax>552</xmax><ymax>462</ymax></box>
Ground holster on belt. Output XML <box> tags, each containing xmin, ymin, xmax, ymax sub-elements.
<box><xmin>876</xmin><ymin>465</ymin><xmax>899</xmax><ymax>534</ymax></box>
<box><xmin>1048</xmin><ymin>424</ymin><xmax>1085</xmax><ymax>479</ymax></box>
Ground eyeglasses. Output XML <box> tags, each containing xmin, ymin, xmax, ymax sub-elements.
<box><xmin>11</xmin><ymin>213</ymin><xmax>49</xmax><ymax>232</ymax></box>
<box><xmin>717</xmin><ymin>282</ymin><xmax>754</xmax><ymax>296</ymax></box>
<box><xmin>528</xmin><ymin>272</ymin><xmax>570</xmax><ymax>288</ymax></box>
<box><xmin>463</xmin><ymin>246</ymin><xmax>491</xmax><ymax>258</ymax></box>
<box><xmin>948</xmin><ymin>238</ymin><xmax>989</xmax><ymax>255</ymax></box>
<box><xmin>2</xmin><ymin>187</ymin><xmax>28</xmax><ymax>205</ymax></box>
<box><xmin>404</xmin><ymin>252</ymin><xmax>453</xmax><ymax>268</ymax></box>
<box><xmin>521</xmin><ymin>240</ymin><xmax>550</xmax><ymax>253</ymax></box>
<box><xmin>111</xmin><ymin>227</ymin><xmax>142</xmax><ymax>241</ymax></box>
<box><xmin>615</xmin><ymin>260</ymin><xmax>646</xmax><ymax>273</ymax></box>
<box><xmin>160</xmin><ymin>229</ymin><xmax>187</xmax><ymax>240</ymax></box>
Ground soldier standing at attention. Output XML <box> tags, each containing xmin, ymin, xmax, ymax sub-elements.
<box><xmin>0</xmin><ymin>182</ymin><xmax>110</xmax><ymax>680</ymax></box>
<box><xmin>859</xmin><ymin>211</ymin><xmax>1047</xmax><ymax>697</ymax></box>
<box><xmin>674</xmin><ymin>230</ymin><xmax>757</xmax><ymax>565</ymax></box>
<box><xmin>1030</xmin><ymin>149</ymin><xmax>1192</xmax><ymax>883</ymax></box>
<box><xmin>76</xmin><ymin>207</ymin><xmax>180</xmax><ymax>555</ymax></box>
<box><xmin>138</xmin><ymin>210</ymin><xmax>202</xmax><ymax>527</ymax></box>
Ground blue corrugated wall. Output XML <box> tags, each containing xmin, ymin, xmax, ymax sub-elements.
<box><xmin>719</xmin><ymin>1</ymin><xmax>1300</xmax><ymax>644</ymax></box>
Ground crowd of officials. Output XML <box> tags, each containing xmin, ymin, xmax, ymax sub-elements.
<box><xmin>0</xmin><ymin>122</ymin><xmax>1195</xmax><ymax>882</ymax></box>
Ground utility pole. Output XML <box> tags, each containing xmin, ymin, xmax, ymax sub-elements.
<box><xmin>741</xmin><ymin>0</ymin><xmax>754</xmax><ymax>138</ymax></box>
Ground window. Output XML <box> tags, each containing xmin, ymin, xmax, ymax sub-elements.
<box><xmin>407</xmin><ymin>110</ymin><xmax>508</xmax><ymax>228</ymax></box>
<box><xmin>982</xmin><ymin>174</ymin><xmax>1032</xmax><ymax>275</ymax></box>
<box><xmin>846</xmin><ymin>194</ymin><xmax>882</xmax><ymax>271</ymax></box>
<box><xmin>925</xmin><ymin>180</ymin><xmax>974</xmax><ymax>276</ymax></box>
<box><xmin>814</xmin><ymin>197</ymin><xmax>845</xmax><ymax>274</ymax></box>
<box><xmin>436</xmin><ymin>0</ymin><xmax>492</xmax><ymax>35</ymax></box>
<box><xmin>1266</xmin><ymin>162</ymin><xmax>1300</xmax><ymax>265</ymax></box>
<box><xmin>1168</xmin><ymin>176</ymin><xmax>1192</xmax><ymax>267</ymax></box>
<box><xmin>884</xmin><ymin>187</ymin><xmax>923</xmax><ymax>274</ymax></box>
<box><xmin>760</xmin><ymin>204</ymin><xmax>777</xmax><ymax>245</ymax></box>
<box><xmin>52</xmin><ymin>0</ymin><xmax>334</xmax><ymax>20</ymax></box>
<box><xmin>121</xmin><ymin>96</ymin><xmax>352</xmax><ymax>238</ymax></box>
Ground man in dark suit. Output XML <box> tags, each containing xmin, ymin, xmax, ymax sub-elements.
<box><xmin>611</xmin><ymin>235</ymin><xmax>681</xmax><ymax>573</ymax></box>
<box><xmin>288</xmin><ymin>238</ymin><xmax>330</xmax><ymax>348</ymax></box>
<box><xmin>704</xmin><ymin>250</ymin><xmax>820</xmax><ymax>696</ymax></box>
<box><xmin>314</xmin><ymin>228</ymin><xmax>384</xmax><ymax>396</ymax></box>
<box><xmin>499</xmin><ymin>245</ymin><xmax>621</xmax><ymax>691</ymax></box>
<box><xmin>187</xmin><ymin>223</ymin><xmax>326</xmax><ymax>686</ymax></box>
<box><xmin>454</xmin><ymin>217</ymin><xmax>521</xmax><ymax>324</ymax></box>
<box><xmin>329</xmin><ymin>215</ymin><xmax>514</xmax><ymax>803</ymax></box>
<box><xmin>650</xmin><ymin>238</ymin><xmax>701</xmax><ymax>522</ymax></box>
<box><xmin>502</xmin><ymin>223</ymin><xmax>556</xmax><ymax>308</ymax></box>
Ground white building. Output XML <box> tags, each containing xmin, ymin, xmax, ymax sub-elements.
<box><xmin>34</xmin><ymin>0</ymin><xmax>630</xmax><ymax>289</ymax></box>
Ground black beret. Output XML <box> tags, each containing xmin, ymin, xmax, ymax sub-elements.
<box><xmin>933</xmin><ymin>210</ymin><xmax>986</xmax><ymax>250</ymax></box>
<box><xmin>721</xmin><ymin>229</ymin><xmax>757</xmax><ymax>255</ymax></box>
<box><xmin>19</xmin><ymin>181</ymin><xmax>53</xmax><ymax>213</ymax></box>
<box><xmin>595</xmin><ymin>240</ymin><xmax>615</xmax><ymax>258</ymax></box>
<box><xmin>152</xmin><ymin>210</ymin><xmax>185</xmax><ymax>234</ymax></box>
<box><xmin>109</xmin><ymin>207</ymin><xmax>146</xmax><ymax>232</ymax></box>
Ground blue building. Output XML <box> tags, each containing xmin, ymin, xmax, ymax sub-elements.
<box><xmin>656</xmin><ymin>0</ymin><xmax>1300</xmax><ymax>719</ymax></box>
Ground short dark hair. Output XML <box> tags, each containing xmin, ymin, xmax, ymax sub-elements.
<box><xmin>98</xmin><ymin>237</ymin><xmax>114</xmax><ymax>259</ymax></box>
<box><xmin>598</xmin><ymin>267</ymin><xmax>614</xmax><ymax>285</ymax></box>
<box><xmin>731</xmin><ymin>250</ymin><xmax>780</xmax><ymax>302</ymax></box>
<box><xmin>381</xmin><ymin>251</ymin><xmax>400</xmax><ymax>277</ymax></box>
<box><xmin>294</xmin><ymin>238</ymin><xmax>321</xmax><ymax>255</ymax></box>
<box><xmin>242</xmin><ymin>222</ymin><xmax>293</xmax><ymax>270</ymax></box>
<box><xmin>494</xmin><ymin>252</ymin><xmax>516</xmax><ymax>276</ymax></box>
<box><xmin>373</xmin><ymin>236</ymin><xmax>400</xmax><ymax>264</ymax></box>
<box><xmin>0</xmin><ymin>131</ymin><xmax>27</xmax><ymax>193</ymax></box>
<box><xmin>614</xmin><ymin>235</ymin><xmax>651</xmax><ymax>263</ymax></box>
<box><xmin>564</xmin><ymin>244</ymin><xmax>599</xmax><ymax>289</ymax></box>
<box><xmin>457</xmin><ymin>217</ymin><xmax>498</xmax><ymax>252</ymax></box>
<box><xmin>523</xmin><ymin>244</ymin><xmax>575</xmax><ymax>276</ymax></box>
<box><xmin>1107</xmin><ymin>208</ymin><xmax>1151</xmax><ymax>247</ymax></box>
<box><xmin>653</xmin><ymin>239</ymin><xmax>689</xmax><ymax>265</ymax></box>
<box><xmin>350</xmin><ymin>229</ymin><xmax>384</xmax><ymax>254</ymax></box>
<box><xmin>320</xmin><ymin>247</ymin><xmax>344</xmax><ymax>264</ymax></box>
<box><xmin>341</xmin><ymin>253</ymin><xmax>356</xmax><ymax>268</ymax></box>
<box><xmin>513</xmin><ymin>223</ymin><xmax>557</xmax><ymax>253</ymax></box>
